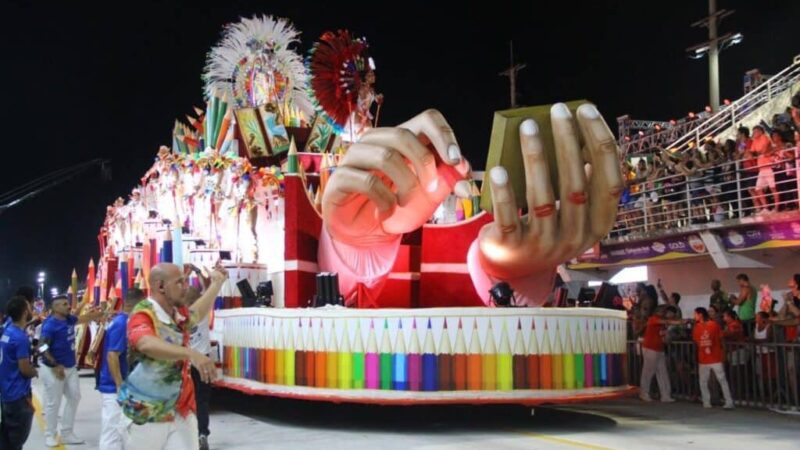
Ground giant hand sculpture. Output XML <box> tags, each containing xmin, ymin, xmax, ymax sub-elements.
<box><xmin>319</xmin><ymin>104</ymin><xmax>622</xmax><ymax>306</ymax></box>
<box><xmin>469</xmin><ymin>103</ymin><xmax>623</xmax><ymax>305</ymax></box>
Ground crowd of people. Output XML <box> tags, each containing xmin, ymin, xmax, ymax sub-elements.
<box><xmin>0</xmin><ymin>263</ymin><xmax>228</xmax><ymax>450</ymax></box>
<box><xmin>628</xmin><ymin>273</ymin><xmax>800</xmax><ymax>409</ymax></box>
<box><xmin>612</xmin><ymin>93</ymin><xmax>800</xmax><ymax>237</ymax></box>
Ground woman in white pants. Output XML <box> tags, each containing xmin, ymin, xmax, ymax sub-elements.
<box><xmin>692</xmin><ymin>307</ymin><xmax>734</xmax><ymax>409</ymax></box>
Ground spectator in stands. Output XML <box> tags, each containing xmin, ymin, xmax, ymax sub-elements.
<box><xmin>774</xmin><ymin>131</ymin><xmax>798</xmax><ymax>210</ymax></box>
<box><xmin>751</xmin><ymin>125</ymin><xmax>780</xmax><ymax>213</ymax></box>
<box><xmin>656</xmin><ymin>279</ymin><xmax>682</xmax><ymax>318</ymax></box>
<box><xmin>639</xmin><ymin>306</ymin><xmax>684</xmax><ymax>402</ymax></box>
<box><xmin>708</xmin><ymin>304</ymin><xmax>724</xmax><ymax>329</ymax></box>
<box><xmin>645</xmin><ymin>156</ymin><xmax>666</xmax><ymax>229</ymax></box>
<box><xmin>632</xmin><ymin>283</ymin><xmax>658</xmax><ymax>337</ymax></box>
<box><xmin>673</xmin><ymin>150</ymin><xmax>707</xmax><ymax>223</ymax></box>
<box><xmin>770</xmin><ymin>274</ymin><xmax>800</xmax><ymax>331</ymax></box>
<box><xmin>719</xmin><ymin>139</ymin><xmax>738</xmax><ymax>217</ymax></box>
<box><xmin>731</xmin><ymin>273</ymin><xmax>756</xmax><ymax>334</ymax></box>
<box><xmin>722</xmin><ymin>309</ymin><xmax>745</xmax><ymax>342</ymax></box>
<box><xmin>709</xmin><ymin>279</ymin><xmax>729</xmax><ymax>313</ymax></box>
<box><xmin>736</xmin><ymin>126</ymin><xmax>758</xmax><ymax>215</ymax></box>
<box><xmin>769</xmin><ymin>274</ymin><xmax>800</xmax><ymax>404</ymax></box>
<box><xmin>692</xmin><ymin>307</ymin><xmax>735</xmax><ymax>409</ymax></box>
<box><xmin>754</xmin><ymin>311</ymin><xmax>778</xmax><ymax>389</ymax></box>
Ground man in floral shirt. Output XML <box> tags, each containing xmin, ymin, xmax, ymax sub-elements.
<box><xmin>119</xmin><ymin>263</ymin><xmax>227</xmax><ymax>450</ymax></box>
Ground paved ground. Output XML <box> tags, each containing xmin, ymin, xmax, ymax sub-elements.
<box><xmin>25</xmin><ymin>372</ymin><xmax>800</xmax><ymax>449</ymax></box>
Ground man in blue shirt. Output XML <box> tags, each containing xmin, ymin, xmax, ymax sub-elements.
<box><xmin>39</xmin><ymin>294</ymin><xmax>103</xmax><ymax>447</ymax></box>
<box><xmin>0</xmin><ymin>296</ymin><xmax>39</xmax><ymax>450</ymax></box>
<box><xmin>97</xmin><ymin>289</ymin><xmax>143</xmax><ymax>450</ymax></box>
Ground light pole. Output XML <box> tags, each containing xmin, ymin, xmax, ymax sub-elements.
<box><xmin>686</xmin><ymin>0</ymin><xmax>743</xmax><ymax>112</ymax></box>
<box><xmin>37</xmin><ymin>272</ymin><xmax>45</xmax><ymax>300</ymax></box>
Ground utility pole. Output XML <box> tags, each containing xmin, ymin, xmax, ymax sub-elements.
<box><xmin>499</xmin><ymin>41</ymin><xmax>526</xmax><ymax>108</ymax></box>
<box><xmin>687</xmin><ymin>0</ymin><xmax>742</xmax><ymax>112</ymax></box>
<box><xmin>707</xmin><ymin>0</ymin><xmax>720</xmax><ymax>112</ymax></box>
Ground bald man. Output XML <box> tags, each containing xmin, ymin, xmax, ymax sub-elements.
<box><xmin>118</xmin><ymin>263</ymin><xmax>227</xmax><ymax>450</ymax></box>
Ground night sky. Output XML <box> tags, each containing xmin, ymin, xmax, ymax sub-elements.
<box><xmin>0</xmin><ymin>1</ymin><xmax>797</xmax><ymax>300</ymax></box>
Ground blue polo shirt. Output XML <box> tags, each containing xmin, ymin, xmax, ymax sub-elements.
<box><xmin>40</xmin><ymin>315</ymin><xmax>78</xmax><ymax>368</ymax></box>
<box><xmin>0</xmin><ymin>324</ymin><xmax>32</xmax><ymax>402</ymax></box>
<box><xmin>97</xmin><ymin>313</ymin><xmax>128</xmax><ymax>394</ymax></box>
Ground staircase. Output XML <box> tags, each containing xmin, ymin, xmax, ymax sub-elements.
<box><xmin>669</xmin><ymin>54</ymin><xmax>800</xmax><ymax>153</ymax></box>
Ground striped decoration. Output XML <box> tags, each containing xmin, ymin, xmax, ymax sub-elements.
<box><xmin>218</xmin><ymin>308</ymin><xmax>628</xmax><ymax>392</ymax></box>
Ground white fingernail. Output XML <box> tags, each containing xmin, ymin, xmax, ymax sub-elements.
<box><xmin>578</xmin><ymin>103</ymin><xmax>600</xmax><ymax>119</ymax></box>
<box><xmin>454</xmin><ymin>180</ymin><xmax>471</xmax><ymax>198</ymax></box>
<box><xmin>551</xmin><ymin>103</ymin><xmax>572</xmax><ymax>119</ymax></box>
<box><xmin>490</xmin><ymin>166</ymin><xmax>508</xmax><ymax>185</ymax></box>
<box><xmin>427</xmin><ymin>178</ymin><xmax>439</xmax><ymax>193</ymax></box>
<box><xmin>447</xmin><ymin>144</ymin><xmax>461</xmax><ymax>163</ymax></box>
<box><xmin>520</xmin><ymin>119</ymin><xmax>538</xmax><ymax>136</ymax></box>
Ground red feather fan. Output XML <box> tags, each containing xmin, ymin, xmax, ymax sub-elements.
<box><xmin>308</xmin><ymin>30</ymin><xmax>373</xmax><ymax>130</ymax></box>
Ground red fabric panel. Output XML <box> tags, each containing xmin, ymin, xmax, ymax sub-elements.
<box><xmin>377</xmin><ymin>279</ymin><xmax>418</xmax><ymax>308</ymax></box>
<box><xmin>418</xmin><ymin>273</ymin><xmax>484</xmax><ymax>308</ymax></box>
<box><xmin>421</xmin><ymin>213</ymin><xmax>492</xmax><ymax>263</ymax></box>
<box><xmin>283</xmin><ymin>176</ymin><xmax>322</xmax><ymax>262</ymax></box>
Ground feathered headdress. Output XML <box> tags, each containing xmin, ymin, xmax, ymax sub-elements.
<box><xmin>307</xmin><ymin>30</ymin><xmax>374</xmax><ymax>131</ymax></box>
<box><xmin>203</xmin><ymin>15</ymin><xmax>313</xmax><ymax>116</ymax></box>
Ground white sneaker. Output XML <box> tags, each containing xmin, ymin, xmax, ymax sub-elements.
<box><xmin>661</xmin><ymin>397</ymin><xmax>676</xmax><ymax>403</ymax></box>
<box><xmin>45</xmin><ymin>436</ymin><xmax>60</xmax><ymax>447</ymax></box>
<box><xmin>702</xmin><ymin>403</ymin><xmax>712</xmax><ymax>409</ymax></box>
<box><xmin>723</xmin><ymin>403</ymin><xmax>735</xmax><ymax>410</ymax></box>
<box><xmin>639</xmin><ymin>394</ymin><xmax>653</xmax><ymax>402</ymax></box>
<box><xmin>61</xmin><ymin>432</ymin><xmax>86</xmax><ymax>444</ymax></box>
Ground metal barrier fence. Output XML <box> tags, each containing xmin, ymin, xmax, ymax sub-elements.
<box><xmin>627</xmin><ymin>338</ymin><xmax>800</xmax><ymax>411</ymax></box>
<box><xmin>610</xmin><ymin>147</ymin><xmax>800</xmax><ymax>240</ymax></box>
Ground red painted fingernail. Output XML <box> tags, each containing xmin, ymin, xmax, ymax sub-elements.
<box><xmin>568</xmin><ymin>191</ymin><xmax>587</xmax><ymax>204</ymax></box>
<box><xmin>533</xmin><ymin>203</ymin><xmax>556</xmax><ymax>218</ymax></box>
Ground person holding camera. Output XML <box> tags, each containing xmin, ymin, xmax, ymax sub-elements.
<box><xmin>0</xmin><ymin>296</ymin><xmax>39</xmax><ymax>450</ymax></box>
<box><xmin>39</xmin><ymin>294</ymin><xmax>104</xmax><ymax>447</ymax></box>
<box><xmin>119</xmin><ymin>263</ymin><xmax>227</xmax><ymax>450</ymax></box>
<box><xmin>639</xmin><ymin>305</ymin><xmax>685</xmax><ymax>402</ymax></box>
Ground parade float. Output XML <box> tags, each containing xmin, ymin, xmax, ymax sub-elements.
<box><xmin>79</xmin><ymin>15</ymin><xmax>634</xmax><ymax>405</ymax></box>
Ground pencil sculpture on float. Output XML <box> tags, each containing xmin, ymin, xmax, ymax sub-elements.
<box><xmin>438</xmin><ymin>319</ymin><xmax>453</xmax><ymax>391</ymax></box>
<box><xmin>407</xmin><ymin>320</ymin><xmax>422</xmax><ymax>392</ymax></box>
<box><xmin>466</xmin><ymin>320</ymin><xmax>482</xmax><ymax>391</ymax></box>
<box><xmin>365</xmin><ymin>321</ymin><xmax>379</xmax><ymax>390</ymax></box>
<box><xmin>453</xmin><ymin>319</ymin><xmax>467</xmax><ymax>391</ymax></box>
<box><xmin>338</xmin><ymin>321</ymin><xmax>353</xmax><ymax>389</ymax></box>
<box><xmin>326</xmin><ymin>321</ymin><xmax>338</xmax><ymax>388</ymax></box>
<box><xmin>379</xmin><ymin>319</ymin><xmax>392</xmax><ymax>390</ymax></box>
<box><xmin>496</xmin><ymin>322</ymin><xmax>513</xmax><ymax>391</ymax></box>
<box><xmin>352</xmin><ymin>321</ymin><xmax>365</xmax><ymax>389</ymax></box>
<box><xmin>481</xmin><ymin>321</ymin><xmax>497</xmax><ymax>391</ymax></box>
<box><xmin>422</xmin><ymin>319</ymin><xmax>437</xmax><ymax>392</ymax></box>
<box><xmin>392</xmin><ymin>320</ymin><xmax>408</xmax><ymax>391</ymax></box>
<box><xmin>513</xmin><ymin>320</ymin><xmax>527</xmax><ymax>390</ymax></box>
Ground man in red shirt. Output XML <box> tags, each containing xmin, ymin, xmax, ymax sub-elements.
<box><xmin>639</xmin><ymin>306</ymin><xmax>684</xmax><ymax>402</ymax></box>
<box><xmin>692</xmin><ymin>307</ymin><xmax>734</xmax><ymax>409</ymax></box>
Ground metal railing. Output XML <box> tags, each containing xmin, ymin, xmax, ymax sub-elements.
<box><xmin>619</xmin><ymin>117</ymin><xmax>710</xmax><ymax>156</ymax></box>
<box><xmin>627</xmin><ymin>336</ymin><xmax>800</xmax><ymax>412</ymax></box>
<box><xmin>668</xmin><ymin>55</ymin><xmax>800</xmax><ymax>155</ymax></box>
<box><xmin>610</xmin><ymin>147</ymin><xmax>800</xmax><ymax>241</ymax></box>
